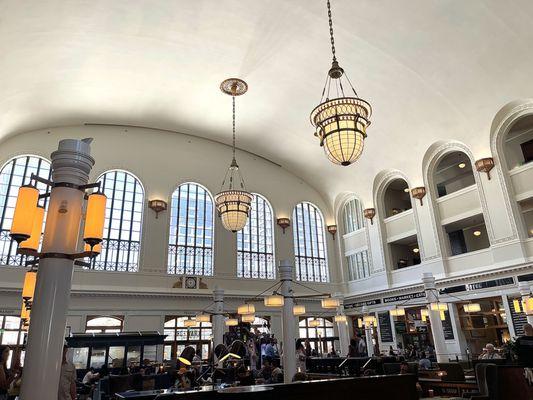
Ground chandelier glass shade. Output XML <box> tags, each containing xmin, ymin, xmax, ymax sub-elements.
<box><xmin>22</xmin><ymin>270</ymin><xmax>37</xmax><ymax>300</ymax></box>
<box><xmin>215</xmin><ymin>78</ymin><xmax>253</xmax><ymax>233</ymax></box>
<box><xmin>311</xmin><ymin>0</ymin><xmax>372</xmax><ymax>166</ymax></box>
<box><xmin>19</xmin><ymin>206</ymin><xmax>45</xmax><ymax>252</ymax></box>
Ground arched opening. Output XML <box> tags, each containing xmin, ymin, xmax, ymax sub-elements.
<box><xmin>383</xmin><ymin>179</ymin><xmax>411</xmax><ymax>218</ymax></box>
<box><xmin>505</xmin><ymin>115</ymin><xmax>533</xmax><ymax>237</ymax></box>
<box><xmin>434</xmin><ymin>151</ymin><xmax>475</xmax><ymax>198</ymax></box>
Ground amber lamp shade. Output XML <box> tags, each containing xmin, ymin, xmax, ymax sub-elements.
<box><xmin>264</xmin><ymin>295</ymin><xmax>284</xmax><ymax>307</ymax></box>
<box><xmin>241</xmin><ymin>314</ymin><xmax>255</xmax><ymax>323</ymax></box>
<box><xmin>321</xmin><ymin>298</ymin><xmax>340</xmax><ymax>309</ymax></box>
<box><xmin>83</xmin><ymin>192</ymin><xmax>107</xmax><ymax>247</ymax></box>
<box><xmin>293</xmin><ymin>305</ymin><xmax>306</xmax><ymax>316</ymax></box>
<box><xmin>237</xmin><ymin>304</ymin><xmax>255</xmax><ymax>315</ymax></box>
<box><xmin>195</xmin><ymin>314</ymin><xmax>210</xmax><ymax>323</ymax></box>
<box><xmin>225</xmin><ymin>318</ymin><xmax>239</xmax><ymax>327</ymax></box>
<box><xmin>277</xmin><ymin>218</ymin><xmax>291</xmax><ymax>233</ymax></box>
<box><xmin>178</xmin><ymin>346</ymin><xmax>196</xmax><ymax>366</ymax></box>
<box><xmin>84</xmin><ymin>242</ymin><xmax>102</xmax><ymax>256</ymax></box>
<box><xmin>10</xmin><ymin>185</ymin><xmax>39</xmax><ymax>243</ymax></box>
<box><xmin>19</xmin><ymin>206</ymin><xmax>45</xmax><ymax>252</ymax></box>
<box><xmin>22</xmin><ymin>270</ymin><xmax>37</xmax><ymax>300</ymax></box>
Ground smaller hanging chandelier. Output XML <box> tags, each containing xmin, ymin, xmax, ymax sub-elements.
<box><xmin>237</xmin><ymin>303</ymin><xmax>255</xmax><ymax>315</ymax></box>
<box><xmin>242</xmin><ymin>314</ymin><xmax>255</xmax><ymax>323</ymax></box>
<box><xmin>310</xmin><ymin>0</ymin><xmax>372</xmax><ymax>166</ymax></box>
<box><xmin>334</xmin><ymin>314</ymin><xmax>347</xmax><ymax>323</ymax></box>
<box><xmin>264</xmin><ymin>294</ymin><xmax>284</xmax><ymax>307</ymax></box>
<box><xmin>215</xmin><ymin>78</ymin><xmax>253</xmax><ymax>232</ymax></box>
<box><xmin>293</xmin><ymin>304</ymin><xmax>306</xmax><ymax>316</ymax></box>
<box><xmin>321</xmin><ymin>297</ymin><xmax>340</xmax><ymax>309</ymax></box>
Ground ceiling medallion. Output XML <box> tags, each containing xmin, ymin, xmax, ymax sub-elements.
<box><xmin>214</xmin><ymin>78</ymin><xmax>254</xmax><ymax>233</ymax></box>
<box><xmin>310</xmin><ymin>0</ymin><xmax>372</xmax><ymax>166</ymax></box>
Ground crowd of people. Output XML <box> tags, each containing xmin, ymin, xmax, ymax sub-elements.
<box><xmin>0</xmin><ymin>346</ymin><xmax>22</xmax><ymax>400</ymax></box>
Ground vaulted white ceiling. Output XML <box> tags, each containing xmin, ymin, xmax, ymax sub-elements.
<box><xmin>1</xmin><ymin>0</ymin><xmax>532</xmax><ymax>205</ymax></box>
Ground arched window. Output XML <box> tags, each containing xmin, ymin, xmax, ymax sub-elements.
<box><xmin>89</xmin><ymin>170</ymin><xmax>144</xmax><ymax>272</ymax></box>
<box><xmin>0</xmin><ymin>155</ymin><xmax>51</xmax><ymax>266</ymax></box>
<box><xmin>237</xmin><ymin>193</ymin><xmax>275</xmax><ymax>279</ymax></box>
<box><xmin>343</xmin><ymin>198</ymin><xmax>364</xmax><ymax>233</ymax></box>
<box><xmin>163</xmin><ymin>316</ymin><xmax>212</xmax><ymax>361</ymax></box>
<box><xmin>293</xmin><ymin>202</ymin><xmax>329</xmax><ymax>282</ymax></box>
<box><xmin>168</xmin><ymin>182</ymin><xmax>214</xmax><ymax>276</ymax></box>
<box><xmin>434</xmin><ymin>151</ymin><xmax>475</xmax><ymax>198</ymax></box>
<box><xmin>85</xmin><ymin>316</ymin><xmax>123</xmax><ymax>333</ymax></box>
<box><xmin>383</xmin><ymin>178</ymin><xmax>411</xmax><ymax>218</ymax></box>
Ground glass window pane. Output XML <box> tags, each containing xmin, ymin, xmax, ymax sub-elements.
<box><xmin>72</xmin><ymin>348</ymin><xmax>89</xmax><ymax>370</ymax></box>
<box><xmin>90</xmin><ymin>347</ymin><xmax>106</xmax><ymax>368</ymax></box>
<box><xmin>143</xmin><ymin>345</ymin><xmax>157</xmax><ymax>365</ymax></box>
<box><xmin>108</xmin><ymin>346</ymin><xmax>125</xmax><ymax>368</ymax></box>
<box><xmin>126</xmin><ymin>346</ymin><xmax>141</xmax><ymax>367</ymax></box>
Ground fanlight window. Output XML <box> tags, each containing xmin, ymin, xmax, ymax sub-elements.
<box><xmin>237</xmin><ymin>193</ymin><xmax>275</xmax><ymax>279</ymax></box>
<box><xmin>343</xmin><ymin>198</ymin><xmax>364</xmax><ymax>233</ymax></box>
<box><xmin>89</xmin><ymin>170</ymin><xmax>144</xmax><ymax>272</ymax></box>
<box><xmin>85</xmin><ymin>316</ymin><xmax>123</xmax><ymax>333</ymax></box>
<box><xmin>293</xmin><ymin>202</ymin><xmax>329</xmax><ymax>282</ymax></box>
<box><xmin>168</xmin><ymin>182</ymin><xmax>214</xmax><ymax>276</ymax></box>
<box><xmin>0</xmin><ymin>155</ymin><xmax>51</xmax><ymax>266</ymax></box>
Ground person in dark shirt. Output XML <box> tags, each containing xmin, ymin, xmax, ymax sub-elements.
<box><xmin>515</xmin><ymin>323</ymin><xmax>533</xmax><ymax>367</ymax></box>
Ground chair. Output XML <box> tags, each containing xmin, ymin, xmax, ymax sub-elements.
<box><xmin>462</xmin><ymin>363</ymin><xmax>498</xmax><ymax>400</ymax></box>
<box><xmin>438</xmin><ymin>362</ymin><xmax>465</xmax><ymax>382</ymax></box>
<box><xmin>382</xmin><ymin>363</ymin><xmax>401</xmax><ymax>375</ymax></box>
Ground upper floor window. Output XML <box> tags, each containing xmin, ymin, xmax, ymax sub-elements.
<box><xmin>434</xmin><ymin>152</ymin><xmax>475</xmax><ymax>198</ymax></box>
<box><xmin>383</xmin><ymin>179</ymin><xmax>411</xmax><ymax>218</ymax></box>
<box><xmin>85</xmin><ymin>316</ymin><xmax>123</xmax><ymax>333</ymax></box>
<box><xmin>168</xmin><ymin>182</ymin><xmax>214</xmax><ymax>276</ymax></box>
<box><xmin>293</xmin><ymin>202</ymin><xmax>329</xmax><ymax>282</ymax></box>
<box><xmin>343</xmin><ymin>198</ymin><xmax>364</xmax><ymax>233</ymax></box>
<box><xmin>0</xmin><ymin>155</ymin><xmax>51</xmax><ymax>266</ymax></box>
<box><xmin>237</xmin><ymin>193</ymin><xmax>275</xmax><ymax>279</ymax></box>
<box><xmin>346</xmin><ymin>250</ymin><xmax>370</xmax><ymax>281</ymax></box>
<box><xmin>89</xmin><ymin>170</ymin><xmax>144</xmax><ymax>272</ymax></box>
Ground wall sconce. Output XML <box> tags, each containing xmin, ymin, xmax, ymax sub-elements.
<box><xmin>277</xmin><ymin>217</ymin><xmax>290</xmax><ymax>234</ymax></box>
<box><xmin>327</xmin><ymin>225</ymin><xmax>337</xmax><ymax>239</ymax></box>
<box><xmin>148</xmin><ymin>199</ymin><xmax>167</xmax><ymax>219</ymax></box>
<box><xmin>411</xmin><ymin>187</ymin><xmax>427</xmax><ymax>206</ymax></box>
<box><xmin>363</xmin><ymin>208</ymin><xmax>376</xmax><ymax>225</ymax></box>
<box><xmin>475</xmin><ymin>157</ymin><xmax>495</xmax><ymax>180</ymax></box>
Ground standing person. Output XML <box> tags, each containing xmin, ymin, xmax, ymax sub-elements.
<box><xmin>0</xmin><ymin>346</ymin><xmax>12</xmax><ymax>400</ymax></box>
<box><xmin>515</xmin><ymin>323</ymin><xmax>533</xmax><ymax>367</ymax></box>
<box><xmin>296</xmin><ymin>340</ymin><xmax>307</xmax><ymax>373</ymax></box>
<box><xmin>58</xmin><ymin>344</ymin><xmax>77</xmax><ymax>400</ymax></box>
<box><xmin>348</xmin><ymin>339</ymin><xmax>357</xmax><ymax>357</ymax></box>
<box><xmin>357</xmin><ymin>335</ymin><xmax>367</xmax><ymax>356</ymax></box>
<box><xmin>247</xmin><ymin>339</ymin><xmax>258</xmax><ymax>371</ymax></box>
<box><xmin>304</xmin><ymin>339</ymin><xmax>312</xmax><ymax>358</ymax></box>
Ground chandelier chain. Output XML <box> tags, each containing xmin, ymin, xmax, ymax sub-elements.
<box><xmin>327</xmin><ymin>0</ymin><xmax>336</xmax><ymax>62</ymax></box>
<box><xmin>232</xmin><ymin>95</ymin><xmax>236</xmax><ymax>162</ymax></box>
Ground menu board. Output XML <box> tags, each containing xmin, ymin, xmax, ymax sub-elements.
<box><xmin>508</xmin><ymin>297</ymin><xmax>528</xmax><ymax>336</ymax></box>
<box><xmin>378</xmin><ymin>311</ymin><xmax>394</xmax><ymax>343</ymax></box>
<box><xmin>441</xmin><ymin>310</ymin><xmax>455</xmax><ymax>340</ymax></box>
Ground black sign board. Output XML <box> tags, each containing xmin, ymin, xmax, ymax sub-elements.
<box><xmin>517</xmin><ymin>273</ymin><xmax>533</xmax><ymax>282</ymax></box>
<box><xmin>441</xmin><ymin>310</ymin><xmax>455</xmax><ymax>340</ymax></box>
<box><xmin>378</xmin><ymin>311</ymin><xmax>394</xmax><ymax>343</ymax></box>
<box><xmin>383</xmin><ymin>292</ymin><xmax>425</xmax><ymax>304</ymax></box>
<box><xmin>508</xmin><ymin>297</ymin><xmax>528</xmax><ymax>336</ymax></box>
<box><xmin>344</xmin><ymin>299</ymin><xmax>382</xmax><ymax>309</ymax></box>
<box><xmin>441</xmin><ymin>277</ymin><xmax>514</xmax><ymax>295</ymax></box>
<box><xmin>395</xmin><ymin>321</ymin><xmax>407</xmax><ymax>334</ymax></box>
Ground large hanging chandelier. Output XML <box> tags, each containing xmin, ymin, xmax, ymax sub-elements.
<box><xmin>215</xmin><ymin>78</ymin><xmax>254</xmax><ymax>233</ymax></box>
<box><xmin>310</xmin><ymin>0</ymin><xmax>372</xmax><ymax>166</ymax></box>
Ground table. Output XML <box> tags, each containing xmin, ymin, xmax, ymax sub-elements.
<box><xmin>116</xmin><ymin>386</ymin><xmax>213</xmax><ymax>399</ymax></box>
<box><xmin>419</xmin><ymin>378</ymin><xmax>478</xmax><ymax>397</ymax></box>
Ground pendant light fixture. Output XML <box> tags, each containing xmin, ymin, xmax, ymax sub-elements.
<box><xmin>215</xmin><ymin>78</ymin><xmax>253</xmax><ymax>232</ymax></box>
<box><xmin>310</xmin><ymin>0</ymin><xmax>372</xmax><ymax>166</ymax></box>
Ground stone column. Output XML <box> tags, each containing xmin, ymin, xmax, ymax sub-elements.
<box><xmin>21</xmin><ymin>139</ymin><xmax>95</xmax><ymax>400</ymax></box>
<box><xmin>334</xmin><ymin>295</ymin><xmax>350</xmax><ymax>356</ymax></box>
<box><xmin>423</xmin><ymin>272</ymin><xmax>448</xmax><ymax>363</ymax></box>
<box><xmin>212</xmin><ymin>286</ymin><xmax>225</xmax><ymax>347</ymax></box>
<box><xmin>279</xmin><ymin>260</ymin><xmax>296</xmax><ymax>383</ymax></box>
<box><xmin>518</xmin><ymin>281</ymin><xmax>533</xmax><ymax>325</ymax></box>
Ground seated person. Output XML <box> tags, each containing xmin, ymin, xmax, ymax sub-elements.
<box><xmin>418</xmin><ymin>352</ymin><xmax>431</xmax><ymax>370</ymax></box>
<box><xmin>399</xmin><ymin>361</ymin><xmax>410</xmax><ymax>375</ymax></box>
<box><xmin>258</xmin><ymin>356</ymin><xmax>273</xmax><ymax>383</ymax></box>
<box><xmin>516</xmin><ymin>323</ymin><xmax>533</xmax><ymax>367</ymax></box>
<box><xmin>82</xmin><ymin>367</ymin><xmax>100</xmax><ymax>384</ymax></box>
<box><xmin>271</xmin><ymin>359</ymin><xmax>283</xmax><ymax>383</ymax></box>
<box><xmin>175</xmin><ymin>367</ymin><xmax>192</xmax><ymax>390</ymax></box>
<box><xmin>478</xmin><ymin>343</ymin><xmax>501</xmax><ymax>360</ymax></box>
<box><xmin>236</xmin><ymin>365</ymin><xmax>254</xmax><ymax>386</ymax></box>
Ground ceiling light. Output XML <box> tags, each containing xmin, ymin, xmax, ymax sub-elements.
<box><xmin>237</xmin><ymin>303</ymin><xmax>255</xmax><ymax>315</ymax></box>
<box><xmin>225</xmin><ymin>318</ymin><xmax>239</xmax><ymax>327</ymax></box>
<box><xmin>214</xmin><ymin>78</ymin><xmax>253</xmax><ymax>232</ymax></box>
<box><xmin>264</xmin><ymin>295</ymin><xmax>284</xmax><ymax>307</ymax></box>
<box><xmin>310</xmin><ymin>0</ymin><xmax>372</xmax><ymax>166</ymax></box>
<box><xmin>293</xmin><ymin>305</ymin><xmax>306</xmax><ymax>316</ymax></box>
<box><xmin>241</xmin><ymin>314</ymin><xmax>255</xmax><ymax>323</ymax></box>
<box><xmin>413</xmin><ymin>248</ymin><xmax>419</xmax><ymax>253</ymax></box>
<box><xmin>458</xmin><ymin>162</ymin><xmax>466</xmax><ymax>169</ymax></box>
<box><xmin>473</xmin><ymin>230</ymin><xmax>482</xmax><ymax>237</ymax></box>
<box><xmin>463</xmin><ymin>303</ymin><xmax>481</xmax><ymax>313</ymax></box>
<box><xmin>334</xmin><ymin>314</ymin><xmax>347</xmax><ymax>323</ymax></box>
<box><xmin>321</xmin><ymin>298</ymin><xmax>340</xmax><ymax>309</ymax></box>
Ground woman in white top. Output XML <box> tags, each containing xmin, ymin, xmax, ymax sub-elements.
<box><xmin>295</xmin><ymin>340</ymin><xmax>307</xmax><ymax>373</ymax></box>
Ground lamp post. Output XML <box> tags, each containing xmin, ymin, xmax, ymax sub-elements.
<box><xmin>279</xmin><ymin>260</ymin><xmax>296</xmax><ymax>383</ymax></box>
<box><xmin>20</xmin><ymin>138</ymin><xmax>98</xmax><ymax>400</ymax></box>
<box><xmin>212</xmin><ymin>286</ymin><xmax>225</xmax><ymax>347</ymax></box>
<box><xmin>422</xmin><ymin>272</ymin><xmax>448</xmax><ymax>363</ymax></box>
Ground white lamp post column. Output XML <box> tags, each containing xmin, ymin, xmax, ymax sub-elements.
<box><xmin>279</xmin><ymin>260</ymin><xmax>296</xmax><ymax>383</ymax></box>
<box><xmin>361</xmin><ymin>306</ymin><xmax>374</xmax><ymax>356</ymax></box>
<box><xmin>20</xmin><ymin>138</ymin><xmax>95</xmax><ymax>400</ymax></box>
<box><xmin>335</xmin><ymin>295</ymin><xmax>350</xmax><ymax>356</ymax></box>
<box><xmin>423</xmin><ymin>272</ymin><xmax>448</xmax><ymax>363</ymax></box>
<box><xmin>212</xmin><ymin>286</ymin><xmax>225</xmax><ymax>347</ymax></box>
<box><xmin>518</xmin><ymin>281</ymin><xmax>533</xmax><ymax>325</ymax></box>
